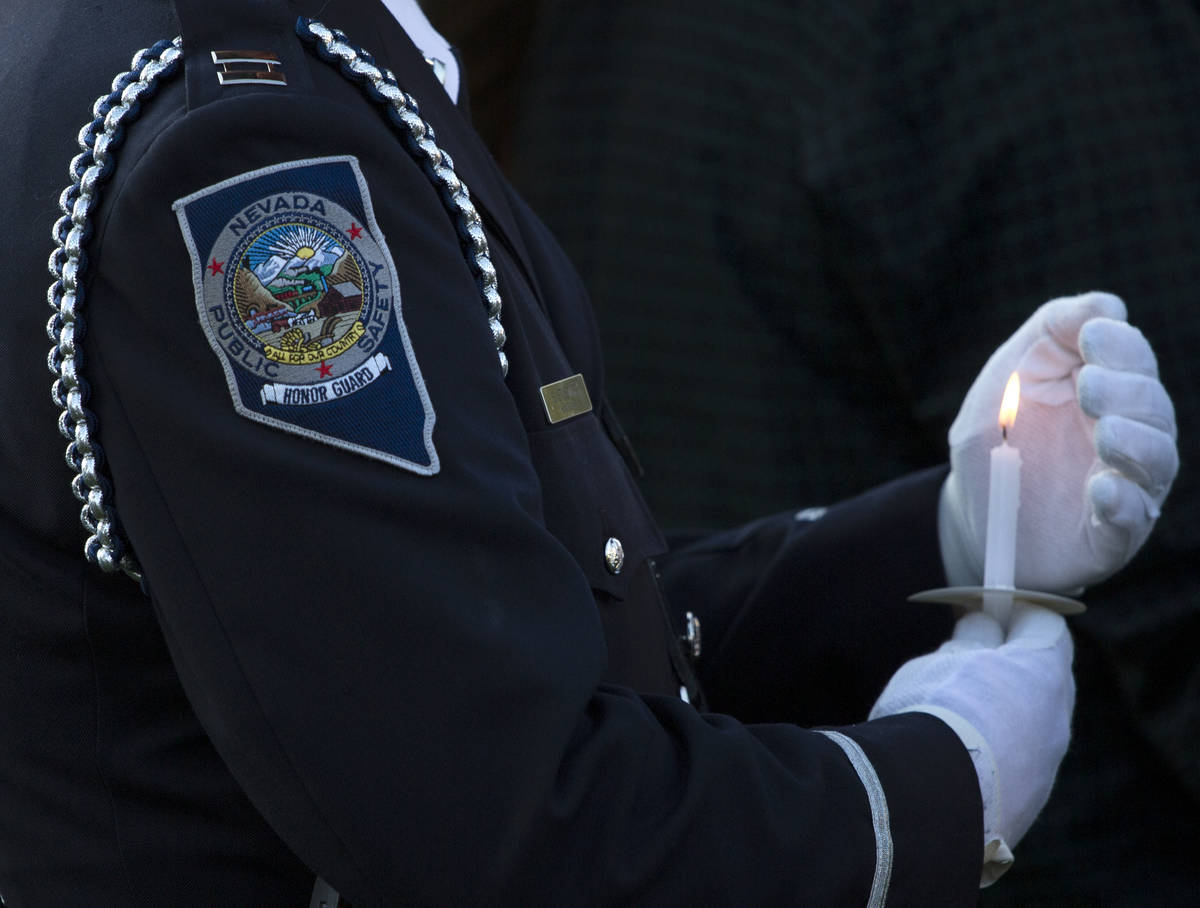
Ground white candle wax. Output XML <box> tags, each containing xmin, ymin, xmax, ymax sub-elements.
<box><xmin>984</xmin><ymin>441</ymin><xmax>1021</xmax><ymax>589</ymax></box>
<box><xmin>982</xmin><ymin>372</ymin><xmax>1022</xmax><ymax>627</ymax></box>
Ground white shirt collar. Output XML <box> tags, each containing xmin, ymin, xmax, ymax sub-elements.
<box><xmin>378</xmin><ymin>0</ymin><xmax>461</xmax><ymax>104</ymax></box>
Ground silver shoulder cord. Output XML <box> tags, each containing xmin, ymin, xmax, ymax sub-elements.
<box><xmin>47</xmin><ymin>19</ymin><xmax>507</xmax><ymax>588</ymax></box>
<box><xmin>47</xmin><ymin>38</ymin><xmax>184</xmax><ymax>585</ymax></box>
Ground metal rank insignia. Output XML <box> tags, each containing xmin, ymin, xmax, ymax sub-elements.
<box><xmin>173</xmin><ymin>156</ymin><xmax>438</xmax><ymax>474</ymax></box>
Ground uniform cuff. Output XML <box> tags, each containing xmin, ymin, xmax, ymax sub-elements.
<box><xmin>905</xmin><ymin>704</ymin><xmax>1014</xmax><ymax>886</ymax></box>
<box><xmin>830</xmin><ymin>712</ymin><xmax>983</xmax><ymax>904</ymax></box>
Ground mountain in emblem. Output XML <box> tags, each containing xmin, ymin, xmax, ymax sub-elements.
<box><xmin>233</xmin><ymin>267</ymin><xmax>283</xmax><ymax>323</ymax></box>
<box><xmin>328</xmin><ymin>254</ymin><xmax>363</xmax><ymax>291</ymax></box>
<box><xmin>254</xmin><ymin>242</ymin><xmax>346</xmax><ymax>289</ymax></box>
<box><xmin>242</xmin><ymin>223</ymin><xmax>349</xmax><ymax>312</ymax></box>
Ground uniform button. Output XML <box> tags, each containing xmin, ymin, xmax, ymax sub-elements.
<box><xmin>681</xmin><ymin>611</ymin><xmax>702</xmax><ymax>660</ymax></box>
<box><xmin>604</xmin><ymin>537</ymin><xmax>625</xmax><ymax>575</ymax></box>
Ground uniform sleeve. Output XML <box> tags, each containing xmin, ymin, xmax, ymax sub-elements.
<box><xmin>661</xmin><ymin>466</ymin><xmax>959</xmax><ymax>728</ymax></box>
<box><xmin>84</xmin><ymin>84</ymin><xmax>981</xmax><ymax>905</ymax></box>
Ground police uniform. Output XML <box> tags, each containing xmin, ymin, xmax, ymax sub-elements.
<box><xmin>0</xmin><ymin>0</ymin><xmax>980</xmax><ymax>903</ymax></box>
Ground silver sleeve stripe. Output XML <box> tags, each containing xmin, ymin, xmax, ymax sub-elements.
<box><xmin>817</xmin><ymin>730</ymin><xmax>893</xmax><ymax>908</ymax></box>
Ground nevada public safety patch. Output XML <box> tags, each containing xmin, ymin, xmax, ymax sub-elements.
<box><xmin>173</xmin><ymin>156</ymin><xmax>438</xmax><ymax>474</ymax></box>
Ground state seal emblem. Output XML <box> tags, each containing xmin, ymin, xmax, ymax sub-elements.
<box><xmin>173</xmin><ymin>156</ymin><xmax>438</xmax><ymax>474</ymax></box>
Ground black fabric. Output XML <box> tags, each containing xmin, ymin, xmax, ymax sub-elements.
<box><xmin>1</xmin><ymin>0</ymin><xmax>981</xmax><ymax>904</ymax></box>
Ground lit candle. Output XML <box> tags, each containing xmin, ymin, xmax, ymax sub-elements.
<box><xmin>982</xmin><ymin>372</ymin><xmax>1021</xmax><ymax>628</ymax></box>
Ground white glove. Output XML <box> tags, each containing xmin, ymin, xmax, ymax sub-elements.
<box><xmin>869</xmin><ymin>604</ymin><xmax>1074</xmax><ymax>885</ymax></box>
<box><xmin>940</xmin><ymin>292</ymin><xmax>1178</xmax><ymax>593</ymax></box>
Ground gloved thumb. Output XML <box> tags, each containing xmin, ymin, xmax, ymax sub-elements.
<box><xmin>946</xmin><ymin>611</ymin><xmax>1004</xmax><ymax>650</ymax></box>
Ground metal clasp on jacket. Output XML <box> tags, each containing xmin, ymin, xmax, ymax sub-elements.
<box><xmin>680</xmin><ymin>611</ymin><xmax>701</xmax><ymax>661</ymax></box>
<box><xmin>310</xmin><ymin>877</ymin><xmax>340</xmax><ymax>907</ymax></box>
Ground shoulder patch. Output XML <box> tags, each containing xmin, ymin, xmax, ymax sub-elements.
<box><xmin>173</xmin><ymin>156</ymin><xmax>438</xmax><ymax>474</ymax></box>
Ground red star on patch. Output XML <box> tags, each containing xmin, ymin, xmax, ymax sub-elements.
<box><xmin>316</xmin><ymin>360</ymin><xmax>333</xmax><ymax>378</ymax></box>
<box><xmin>208</xmin><ymin>257</ymin><xmax>225</xmax><ymax>276</ymax></box>
<box><xmin>347</xmin><ymin>222</ymin><xmax>363</xmax><ymax>240</ymax></box>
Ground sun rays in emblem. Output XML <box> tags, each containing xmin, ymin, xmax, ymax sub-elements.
<box><xmin>246</xmin><ymin>222</ymin><xmax>349</xmax><ymax>299</ymax></box>
<box><xmin>251</xmin><ymin>224</ymin><xmax>341</xmax><ymax>272</ymax></box>
<box><xmin>265</xmin><ymin>224</ymin><xmax>334</xmax><ymax>261</ymax></box>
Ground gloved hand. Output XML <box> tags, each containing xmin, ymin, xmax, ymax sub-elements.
<box><xmin>869</xmin><ymin>604</ymin><xmax>1074</xmax><ymax>885</ymax></box>
<box><xmin>939</xmin><ymin>292</ymin><xmax>1177</xmax><ymax>593</ymax></box>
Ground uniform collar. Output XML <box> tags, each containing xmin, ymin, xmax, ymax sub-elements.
<box><xmin>291</xmin><ymin>0</ymin><xmax>538</xmax><ymax>298</ymax></box>
<box><xmin>376</xmin><ymin>0</ymin><xmax>460</xmax><ymax>103</ymax></box>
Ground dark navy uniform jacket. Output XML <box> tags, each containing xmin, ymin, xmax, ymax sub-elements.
<box><xmin>0</xmin><ymin>0</ymin><xmax>980</xmax><ymax>903</ymax></box>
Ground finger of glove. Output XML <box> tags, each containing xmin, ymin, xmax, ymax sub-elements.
<box><xmin>1078</xmin><ymin>317</ymin><xmax>1158</xmax><ymax>377</ymax></box>
<box><xmin>1040</xmin><ymin>291</ymin><xmax>1127</xmax><ymax>351</ymax></box>
<box><xmin>1015</xmin><ymin>294</ymin><xmax>1127</xmax><ymax>406</ymax></box>
<box><xmin>1003</xmin><ymin>603</ymin><xmax>1069</xmax><ymax>650</ymax></box>
<box><xmin>1016</xmin><ymin>337</ymin><xmax>1083</xmax><ymax>406</ymax></box>
<box><xmin>870</xmin><ymin>651</ymin><xmax>979</xmax><ymax>718</ymax></box>
<box><xmin>1095</xmin><ymin>414</ymin><xmax>1179</xmax><ymax>499</ymax></box>
<box><xmin>1089</xmin><ymin>469</ymin><xmax>1162</xmax><ymax>532</ymax></box>
<box><xmin>946</xmin><ymin>611</ymin><xmax>1005</xmax><ymax>650</ymax></box>
<box><xmin>1077</xmin><ymin>364</ymin><xmax>1176</xmax><ymax>436</ymax></box>
<box><xmin>950</xmin><ymin>293</ymin><xmax>1126</xmax><ymax>442</ymax></box>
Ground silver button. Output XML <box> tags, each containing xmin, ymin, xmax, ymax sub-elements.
<box><xmin>794</xmin><ymin>506</ymin><xmax>828</xmax><ymax>523</ymax></box>
<box><xmin>425</xmin><ymin>55</ymin><xmax>448</xmax><ymax>86</ymax></box>
<box><xmin>681</xmin><ymin>611</ymin><xmax>702</xmax><ymax>660</ymax></box>
<box><xmin>604</xmin><ymin>537</ymin><xmax>625</xmax><ymax>575</ymax></box>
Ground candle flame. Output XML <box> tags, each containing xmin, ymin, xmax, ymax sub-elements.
<box><xmin>999</xmin><ymin>371</ymin><xmax>1021</xmax><ymax>436</ymax></box>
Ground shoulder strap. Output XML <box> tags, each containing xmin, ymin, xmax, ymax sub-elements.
<box><xmin>173</xmin><ymin>0</ymin><xmax>314</xmax><ymax>111</ymax></box>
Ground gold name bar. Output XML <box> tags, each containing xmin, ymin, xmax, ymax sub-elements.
<box><xmin>540</xmin><ymin>373</ymin><xmax>593</xmax><ymax>425</ymax></box>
